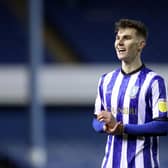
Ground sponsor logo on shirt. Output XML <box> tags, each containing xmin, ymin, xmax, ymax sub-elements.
<box><xmin>111</xmin><ymin>107</ymin><xmax>136</xmax><ymax>115</ymax></box>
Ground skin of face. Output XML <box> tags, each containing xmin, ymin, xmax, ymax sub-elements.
<box><xmin>114</xmin><ymin>28</ymin><xmax>146</xmax><ymax>67</ymax></box>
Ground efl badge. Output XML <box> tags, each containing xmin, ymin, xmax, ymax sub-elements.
<box><xmin>158</xmin><ymin>99</ymin><xmax>168</xmax><ymax>112</ymax></box>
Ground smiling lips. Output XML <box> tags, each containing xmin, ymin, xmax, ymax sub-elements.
<box><xmin>117</xmin><ymin>48</ymin><xmax>126</xmax><ymax>53</ymax></box>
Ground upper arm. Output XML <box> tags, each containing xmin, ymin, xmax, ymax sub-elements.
<box><xmin>94</xmin><ymin>74</ymin><xmax>106</xmax><ymax>115</ymax></box>
<box><xmin>149</xmin><ymin>75</ymin><xmax>168</xmax><ymax>119</ymax></box>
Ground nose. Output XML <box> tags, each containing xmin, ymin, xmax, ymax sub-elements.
<box><xmin>118</xmin><ymin>38</ymin><xmax>124</xmax><ymax>45</ymax></box>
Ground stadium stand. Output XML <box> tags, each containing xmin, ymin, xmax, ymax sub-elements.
<box><xmin>0</xmin><ymin>0</ymin><xmax>168</xmax><ymax>64</ymax></box>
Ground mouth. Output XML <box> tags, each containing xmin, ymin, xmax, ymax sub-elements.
<box><xmin>117</xmin><ymin>48</ymin><xmax>126</xmax><ymax>54</ymax></box>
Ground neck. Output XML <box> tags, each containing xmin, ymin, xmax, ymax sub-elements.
<box><xmin>121</xmin><ymin>58</ymin><xmax>142</xmax><ymax>74</ymax></box>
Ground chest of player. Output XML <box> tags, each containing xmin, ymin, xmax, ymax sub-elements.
<box><xmin>103</xmin><ymin>74</ymin><xmax>151</xmax><ymax>120</ymax></box>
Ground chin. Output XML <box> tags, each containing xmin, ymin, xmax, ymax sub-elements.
<box><xmin>117</xmin><ymin>56</ymin><xmax>126</xmax><ymax>61</ymax></box>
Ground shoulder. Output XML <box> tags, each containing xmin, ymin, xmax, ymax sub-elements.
<box><xmin>97</xmin><ymin>68</ymin><xmax>121</xmax><ymax>88</ymax></box>
<box><xmin>100</xmin><ymin>68</ymin><xmax>120</xmax><ymax>81</ymax></box>
<box><xmin>143</xmin><ymin>67</ymin><xmax>166</xmax><ymax>81</ymax></box>
<box><xmin>143</xmin><ymin>67</ymin><xmax>167</xmax><ymax>91</ymax></box>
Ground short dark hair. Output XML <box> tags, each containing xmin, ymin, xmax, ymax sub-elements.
<box><xmin>115</xmin><ymin>19</ymin><xmax>148</xmax><ymax>40</ymax></box>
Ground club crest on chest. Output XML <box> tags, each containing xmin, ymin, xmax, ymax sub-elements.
<box><xmin>129</xmin><ymin>86</ymin><xmax>139</xmax><ymax>98</ymax></box>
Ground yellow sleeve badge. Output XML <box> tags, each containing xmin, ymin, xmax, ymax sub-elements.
<box><xmin>158</xmin><ymin>99</ymin><xmax>168</xmax><ymax>112</ymax></box>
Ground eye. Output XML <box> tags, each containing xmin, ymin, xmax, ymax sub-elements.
<box><xmin>124</xmin><ymin>35</ymin><xmax>132</xmax><ymax>40</ymax></box>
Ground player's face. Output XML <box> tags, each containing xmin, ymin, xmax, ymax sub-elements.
<box><xmin>114</xmin><ymin>28</ymin><xmax>145</xmax><ymax>63</ymax></box>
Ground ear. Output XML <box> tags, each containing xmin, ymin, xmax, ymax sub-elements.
<box><xmin>138</xmin><ymin>40</ymin><xmax>146</xmax><ymax>51</ymax></box>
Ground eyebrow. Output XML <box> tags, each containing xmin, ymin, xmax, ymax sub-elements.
<box><xmin>116</xmin><ymin>34</ymin><xmax>132</xmax><ymax>39</ymax></box>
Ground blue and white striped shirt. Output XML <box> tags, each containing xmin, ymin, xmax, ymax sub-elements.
<box><xmin>94</xmin><ymin>65</ymin><xmax>168</xmax><ymax>168</ymax></box>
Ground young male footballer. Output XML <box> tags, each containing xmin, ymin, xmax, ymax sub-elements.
<box><xmin>92</xmin><ymin>18</ymin><xmax>168</xmax><ymax>168</ymax></box>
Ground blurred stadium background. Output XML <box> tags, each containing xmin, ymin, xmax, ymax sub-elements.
<box><xmin>0</xmin><ymin>0</ymin><xmax>168</xmax><ymax>167</ymax></box>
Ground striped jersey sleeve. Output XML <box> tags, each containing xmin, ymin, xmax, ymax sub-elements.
<box><xmin>148</xmin><ymin>75</ymin><xmax>168</xmax><ymax>119</ymax></box>
<box><xmin>94</xmin><ymin>73</ymin><xmax>106</xmax><ymax>115</ymax></box>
